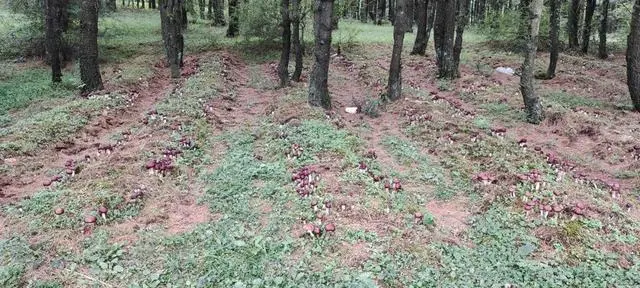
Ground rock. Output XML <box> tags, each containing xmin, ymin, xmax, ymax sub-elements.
<box><xmin>345</xmin><ymin>107</ymin><xmax>358</xmax><ymax>114</ymax></box>
<box><xmin>496</xmin><ymin>67</ymin><xmax>515</xmax><ymax>76</ymax></box>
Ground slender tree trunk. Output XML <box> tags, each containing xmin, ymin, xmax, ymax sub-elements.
<box><xmin>207</xmin><ymin>0</ymin><xmax>213</xmax><ymax>19</ymax></box>
<box><xmin>79</xmin><ymin>0</ymin><xmax>103</xmax><ymax>92</ymax></box>
<box><xmin>599</xmin><ymin>0</ymin><xmax>609</xmax><ymax>59</ymax></box>
<box><xmin>628</xmin><ymin>0</ymin><xmax>640</xmax><ymax>111</ymax></box>
<box><xmin>278</xmin><ymin>0</ymin><xmax>292</xmax><ymax>87</ymax></box>
<box><xmin>360</xmin><ymin>0</ymin><xmax>367</xmax><ymax>22</ymax></box>
<box><xmin>213</xmin><ymin>0</ymin><xmax>226</xmax><ymax>25</ymax></box>
<box><xmin>199</xmin><ymin>0</ymin><xmax>205</xmax><ymax>18</ymax></box>
<box><xmin>426</xmin><ymin>0</ymin><xmax>435</xmax><ymax>44</ymax></box>
<box><xmin>411</xmin><ymin>0</ymin><xmax>428</xmax><ymax>55</ymax></box>
<box><xmin>520</xmin><ymin>0</ymin><xmax>544</xmax><ymax>123</ymax></box>
<box><xmin>546</xmin><ymin>0</ymin><xmax>559</xmax><ymax>78</ymax></box>
<box><xmin>581</xmin><ymin>0</ymin><xmax>596</xmax><ymax>53</ymax></box>
<box><xmin>367</xmin><ymin>0</ymin><xmax>376</xmax><ymax>21</ymax></box>
<box><xmin>227</xmin><ymin>0</ymin><xmax>239</xmax><ymax>37</ymax></box>
<box><xmin>434</xmin><ymin>0</ymin><xmax>456</xmax><ymax>79</ymax></box>
<box><xmin>377</xmin><ymin>0</ymin><xmax>386</xmax><ymax>24</ymax></box>
<box><xmin>308</xmin><ymin>0</ymin><xmax>334</xmax><ymax>109</ymax></box>
<box><xmin>477</xmin><ymin>0</ymin><xmax>485</xmax><ymax>23</ymax></box>
<box><xmin>106</xmin><ymin>0</ymin><xmax>117</xmax><ymax>11</ymax></box>
<box><xmin>149</xmin><ymin>0</ymin><xmax>156</xmax><ymax>9</ymax></box>
<box><xmin>45</xmin><ymin>0</ymin><xmax>63</xmax><ymax>83</ymax></box>
<box><xmin>405</xmin><ymin>0</ymin><xmax>414</xmax><ymax>32</ymax></box>
<box><xmin>452</xmin><ymin>0</ymin><xmax>470</xmax><ymax>77</ymax></box>
<box><xmin>388</xmin><ymin>0</ymin><xmax>407</xmax><ymax>100</ymax></box>
<box><xmin>568</xmin><ymin>0</ymin><xmax>581</xmax><ymax>50</ymax></box>
<box><xmin>292</xmin><ymin>0</ymin><xmax>303</xmax><ymax>81</ymax></box>
<box><xmin>160</xmin><ymin>0</ymin><xmax>185</xmax><ymax>78</ymax></box>
<box><xmin>389</xmin><ymin>0</ymin><xmax>396</xmax><ymax>23</ymax></box>
<box><xmin>181</xmin><ymin>3</ymin><xmax>188</xmax><ymax>29</ymax></box>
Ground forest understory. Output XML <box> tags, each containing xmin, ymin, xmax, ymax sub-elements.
<box><xmin>1</xmin><ymin>7</ymin><xmax>640</xmax><ymax>287</ymax></box>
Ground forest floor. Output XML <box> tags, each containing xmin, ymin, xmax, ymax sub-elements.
<box><xmin>1</xmin><ymin>9</ymin><xmax>640</xmax><ymax>288</ymax></box>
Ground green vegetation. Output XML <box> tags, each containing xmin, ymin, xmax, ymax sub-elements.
<box><xmin>1</xmin><ymin>5</ymin><xmax>639</xmax><ymax>287</ymax></box>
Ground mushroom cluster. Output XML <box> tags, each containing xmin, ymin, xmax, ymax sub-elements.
<box><xmin>302</xmin><ymin>222</ymin><xmax>335</xmax><ymax>238</ymax></box>
<box><xmin>383</xmin><ymin>179</ymin><xmax>403</xmax><ymax>192</ymax></box>
<box><xmin>404</xmin><ymin>108</ymin><xmax>432</xmax><ymax>125</ymax></box>
<box><xmin>65</xmin><ymin>159</ymin><xmax>77</xmax><ymax>176</ymax></box>
<box><xmin>292</xmin><ymin>167</ymin><xmax>319</xmax><ymax>197</ymax></box>
<box><xmin>43</xmin><ymin>175</ymin><xmax>63</xmax><ymax>187</ymax></box>
<box><xmin>517</xmin><ymin>170</ymin><xmax>544</xmax><ymax>192</ymax></box>
<box><xmin>145</xmin><ymin>158</ymin><xmax>174</xmax><ymax>176</ymax></box>
<box><xmin>473</xmin><ymin>172</ymin><xmax>497</xmax><ymax>185</ymax></box>
<box><xmin>607</xmin><ymin>181</ymin><xmax>621</xmax><ymax>199</ymax></box>
<box><xmin>163</xmin><ymin>147</ymin><xmax>182</xmax><ymax>159</ymax></box>
<box><xmin>518</xmin><ymin>138</ymin><xmax>528</xmax><ymax>149</ymax></box>
<box><xmin>287</xmin><ymin>143</ymin><xmax>303</xmax><ymax>159</ymax></box>
<box><xmin>179</xmin><ymin>137</ymin><xmax>196</xmax><ymax>149</ymax></box>
<box><xmin>523</xmin><ymin>199</ymin><xmax>564</xmax><ymax>219</ymax></box>
<box><xmin>571</xmin><ymin>203</ymin><xmax>586</xmax><ymax>220</ymax></box>
<box><xmin>490</xmin><ymin>127</ymin><xmax>507</xmax><ymax>137</ymax></box>
<box><xmin>97</xmin><ymin>143</ymin><xmax>114</xmax><ymax>156</ymax></box>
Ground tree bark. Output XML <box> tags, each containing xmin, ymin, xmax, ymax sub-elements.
<box><xmin>405</xmin><ymin>0</ymin><xmax>414</xmax><ymax>32</ymax></box>
<box><xmin>308</xmin><ymin>0</ymin><xmax>334</xmax><ymax>109</ymax></box>
<box><xmin>160</xmin><ymin>0</ymin><xmax>185</xmax><ymax>78</ymax></box>
<box><xmin>546</xmin><ymin>0</ymin><xmax>559</xmax><ymax>79</ymax></box>
<box><xmin>520</xmin><ymin>0</ymin><xmax>544</xmax><ymax>123</ymax></box>
<box><xmin>292</xmin><ymin>0</ymin><xmax>303</xmax><ymax>81</ymax></box>
<box><xmin>213</xmin><ymin>0</ymin><xmax>226</xmax><ymax>25</ymax></box>
<box><xmin>79</xmin><ymin>0</ymin><xmax>103</xmax><ymax>93</ymax></box>
<box><xmin>45</xmin><ymin>0</ymin><xmax>63</xmax><ymax>83</ymax></box>
<box><xmin>452</xmin><ymin>0</ymin><xmax>470</xmax><ymax>77</ymax></box>
<box><xmin>367</xmin><ymin>0</ymin><xmax>376</xmax><ymax>21</ymax></box>
<box><xmin>199</xmin><ymin>0</ymin><xmax>205</xmax><ymax>19</ymax></box>
<box><xmin>568</xmin><ymin>0</ymin><xmax>581</xmax><ymax>50</ymax></box>
<box><xmin>411</xmin><ymin>0</ymin><xmax>428</xmax><ymax>55</ymax></box>
<box><xmin>388</xmin><ymin>0</ymin><xmax>406</xmax><ymax>101</ymax></box>
<box><xmin>598</xmin><ymin>0</ymin><xmax>609</xmax><ymax>59</ymax></box>
<box><xmin>181</xmin><ymin>3</ymin><xmax>188</xmax><ymax>29</ymax></box>
<box><xmin>227</xmin><ymin>0</ymin><xmax>239</xmax><ymax>37</ymax></box>
<box><xmin>377</xmin><ymin>0</ymin><xmax>386</xmax><ymax>24</ymax></box>
<box><xmin>389</xmin><ymin>0</ymin><xmax>396</xmax><ymax>23</ymax></box>
<box><xmin>581</xmin><ymin>0</ymin><xmax>596</xmax><ymax>53</ymax></box>
<box><xmin>434</xmin><ymin>0</ymin><xmax>456</xmax><ymax>79</ymax></box>
<box><xmin>278</xmin><ymin>0</ymin><xmax>292</xmax><ymax>87</ymax></box>
<box><xmin>628</xmin><ymin>0</ymin><xmax>640</xmax><ymax>111</ymax></box>
<box><xmin>207</xmin><ymin>0</ymin><xmax>213</xmax><ymax>19</ymax></box>
<box><xmin>149</xmin><ymin>0</ymin><xmax>156</xmax><ymax>9</ymax></box>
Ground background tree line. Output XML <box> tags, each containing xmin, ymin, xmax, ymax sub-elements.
<box><xmin>2</xmin><ymin>0</ymin><xmax>640</xmax><ymax>121</ymax></box>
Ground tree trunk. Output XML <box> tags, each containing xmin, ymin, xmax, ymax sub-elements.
<box><xmin>207</xmin><ymin>0</ymin><xmax>213</xmax><ymax>19</ymax></box>
<box><xmin>452</xmin><ymin>0</ymin><xmax>469</xmax><ymax>77</ymax></box>
<box><xmin>598</xmin><ymin>0</ymin><xmax>609</xmax><ymax>59</ymax></box>
<box><xmin>568</xmin><ymin>0</ymin><xmax>581</xmax><ymax>50</ymax></box>
<box><xmin>227</xmin><ymin>0</ymin><xmax>239</xmax><ymax>37</ymax></box>
<box><xmin>377</xmin><ymin>0</ymin><xmax>386</xmax><ymax>24</ymax></box>
<box><xmin>359</xmin><ymin>0</ymin><xmax>368</xmax><ymax>22</ymax></box>
<box><xmin>411</xmin><ymin>0</ymin><xmax>428</xmax><ymax>55</ymax></box>
<box><xmin>628</xmin><ymin>0</ymin><xmax>640</xmax><ymax>111</ymax></box>
<box><xmin>181</xmin><ymin>4</ymin><xmax>188</xmax><ymax>29</ymax></box>
<box><xmin>388</xmin><ymin>0</ymin><xmax>406</xmax><ymax>101</ymax></box>
<box><xmin>389</xmin><ymin>0</ymin><xmax>396</xmax><ymax>23</ymax></box>
<box><xmin>160</xmin><ymin>0</ymin><xmax>185</xmax><ymax>78</ymax></box>
<box><xmin>45</xmin><ymin>0</ymin><xmax>63</xmax><ymax>83</ymax></box>
<box><xmin>405</xmin><ymin>0</ymin><xmax>414</xmax><ymax>32</ymax></box>
<box><xmin>278</xmin><ymin>0</ymin><xmax>292</xmax><ymax>87</ymax></box>
<box><xmin>520</xmin><ymin>0</ymin><xmax>544</xmax><ymax>123</ymax></box>
<box><xmin>476</xmin><ymin>0</ymin><xmax>485</xmax><ymax>23</ymax></box>
<box><xmin>79</xmin><ymin>0</ymin><xmax>103</xmax><ymax>93</ymax></box>
<box><xmin>106</xmin><ymin>0</ymin><xmax>117</xmax><ymax>11</ymax></box>
<box><xmin>434</xmin><ymin>0</ymin><xmax>456</xmax><ymax>79</ymax></box>
<box><xmin>149</xmin><ymin>0</ymin><xmax>156</xmax><ymax>9</ymax></box>
<box><xmin>546</xmin><ymin>0</ymin><xmax>559</xmax><ymax>79</ymax></box>
<box><xmin>199</xmin><ymin>0</ymin><xmax>205</xmax><ymax>18</ymax></box>
<box><xmin>308</xmin><ymin>0</ymin><xmax>334</xmax><ymax>109</ymax></box>
<box><xmin>292</xmin><ymin>0</ymin><xmax>303</xmax><ymax>81</ymax></box>
<box><xmin>213</xmin><ymin>0</ymin><xmax>226</xmax><ymax>25</ymax></box>
<box><xmin>367</xmin><ymin>0</ymin><xmax>376</xmax><ymax>21</ymax></box>
<box><xmin>581</xmin><ymin>0</ymin><xmax>596</xmax><ymax>53</ymax></box>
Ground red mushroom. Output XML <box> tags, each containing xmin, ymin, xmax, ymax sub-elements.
<box><xmin>54</xmin><ymin>208</ymin><xmax>65</xmax><ymax>215</ymax></box>
<box><xmin>325</xmin><ymin>223</ymin><xmax>335</xmax><ymax>233</ymax></box>
<box><xmin>85</xmin><ymin>215</ymin><xmax>97</xmax><ymax>224</ymax></box>
<box><xmin>98</xmin><ymin>206</ymin><xmax>108</xmax><ymax>220</ymax></box>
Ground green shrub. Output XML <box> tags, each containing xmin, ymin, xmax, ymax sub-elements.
<box><xmin>238</xmin><ymin>0</ymin><xmax>281</xmax><ymax>42</ymax></box>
